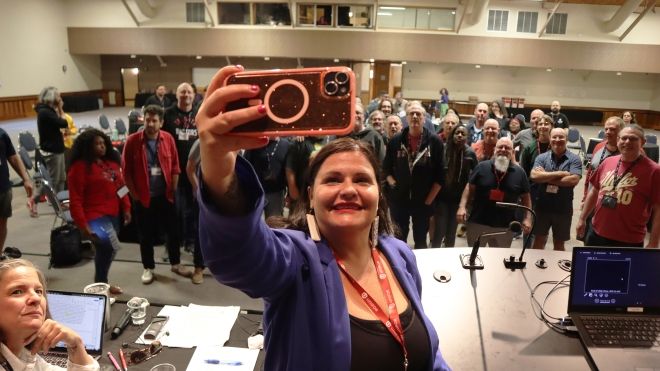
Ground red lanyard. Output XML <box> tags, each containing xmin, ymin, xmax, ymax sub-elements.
<box><xmin>335</xmin><ymin>248</ymin><xmax>409</xmax><ymax>370</ymax></box>
<box><xmin>492</xmin><ymin>164</ymin><xmax>507</xmax><ymax>189</ymax></box>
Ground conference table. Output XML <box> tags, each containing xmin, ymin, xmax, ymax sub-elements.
<box><xmin>102</xmin><ymin>304</ymin><xmax>265</xmax><ymax>370</ymax></box>
<box><xmin>415</xmin><ymin>247</ymin><xmax>592</xmax><ymax>371</ymax></box>
<box><xmin>101</xmin><ymin>248</ymin><xmax>591</xmax><ymax>371</ymax></box>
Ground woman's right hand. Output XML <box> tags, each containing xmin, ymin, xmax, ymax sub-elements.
<box><xmin>196</xmin><ymin>65</ymin><xmax>268</xmax><ymax>202</ymax></box>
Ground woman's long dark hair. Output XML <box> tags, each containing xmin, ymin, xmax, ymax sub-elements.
<box><xmin>268</xmin><ymin>138</ymin><xmax>396</xmax><ymax>237</ymax></box>
<box><xmin>445</xmin><ymin>124</ymin><xmax>469</xmax><ymax>190</ymax></box>
<box><xmin>70</xmin><ymin>128</ymin><xmax>119</xmax><ymax>169</ymax></box>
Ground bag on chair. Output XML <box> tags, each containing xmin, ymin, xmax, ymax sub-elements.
<box><xmin>49</xmin><ymin>224</ymin><xmax>82</xmax><ymax>268</ymax></box>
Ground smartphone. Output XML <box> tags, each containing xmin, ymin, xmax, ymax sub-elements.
<box><xmin>224</xmin><ymin>67</ymin><xmax>356</xmax><ymax>137</ymax></box>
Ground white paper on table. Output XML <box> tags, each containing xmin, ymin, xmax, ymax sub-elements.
<box><xmin>135</xmin><ymin>305</ymin><xmax>241</xmax><ymax>349</ymax></box>
<box><xmin>186</xmin><ymin>346</ymin><xmax>259</xmax><ymax>371</ymax></box>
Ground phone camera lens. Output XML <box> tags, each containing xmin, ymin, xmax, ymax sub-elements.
<box><xmin>334</xmin><ymin>72</ymin><xmax>349</xmax><ymax>85</ymax></box>
<box><xmin>324</xmin><ymin>81</ymin><xmax>339</xmax><ymax>96</ymax></box>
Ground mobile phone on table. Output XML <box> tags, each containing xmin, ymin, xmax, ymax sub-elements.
<box><xmin>224</xmin><ymin>67</ymin><xmax>356</xmax><ymax>137</ymax></box>
<box><xmin>144</xmin><ymin>316</ymin><xmax>169</xmax><ymax>340</ymax></box>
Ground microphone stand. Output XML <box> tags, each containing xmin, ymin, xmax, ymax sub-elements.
<box><xmin>460</xmin><ymin>230</ymin><xmax>513</xmax><ymax>270</ymax></box>
<box><xmin>496</xmin><ymin>202</ymin><xmax>536</xmax><ymax>270</ymax></box>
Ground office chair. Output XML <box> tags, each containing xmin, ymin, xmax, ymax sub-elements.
<box><xmin>99</xmin><ymin>114</ymin><xmax>112</xmax><ymax>136</ymax></box>
<box><xmin>115</xmin><ymin>118</ymin><xmax>127</xmax><ymax>141</ymax></box>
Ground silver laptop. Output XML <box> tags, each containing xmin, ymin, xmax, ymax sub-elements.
<box><xmin>43</xmin><ymin>291</ymin><xmax>107</xmax><ymax>366</ymax></box>
<box><xmin>568</xmin><ymin>247</ymin><xmax>660</xmax><ymax>371</ymax></box>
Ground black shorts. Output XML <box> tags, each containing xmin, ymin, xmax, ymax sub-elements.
<box><xmin>0</xmin><ymin>189</ymin><xmax>12</xmax><ymax>218</ymax></box>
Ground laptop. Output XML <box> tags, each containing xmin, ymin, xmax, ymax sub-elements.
<box><xmin>568</xmin><ymin>247</ymin><xmax>660</xmax><ymax>371</ymax></box>
<box><xmin>43</xmin><ymin>290</ymin><xmax>107</xmax><ymax>366</ymax></box>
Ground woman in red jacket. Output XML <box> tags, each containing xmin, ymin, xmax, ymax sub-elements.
<box><xmin>67</xmin><ymin>129</ymin><xmax>131</xmax><ymax>289</ymax></box>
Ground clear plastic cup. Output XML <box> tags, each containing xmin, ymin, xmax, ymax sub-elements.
<box><xmin>83</xmin><ymin>283</ymin><xmax>110</xmax><ymax>330</ymax></box>
<box><xmin>150</xmin><ymin>363</ymin><xmax>175</xmax><ymax>371</ymax></box>
<box><xmin>127</xmin><ymin>297</ymin><xmax>150</xmax><ymax>325</ymax></box>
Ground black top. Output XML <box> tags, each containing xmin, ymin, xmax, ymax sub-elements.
<box><xmin>163</xmin><ymin>105</ymin><xmax>198</xmax><ymax>183</ymax></box>
<box><xmin>35</xmin><ymin>103</ymin><xmax>67</xmax><ymax>153</ymax></box>
<box><xmin>144</xmin><ymin>94</ymin><xmax>173</xmax><ymax>110</ymax></box>
<box><xmin>550</xmin><ymin>112</ymin><xmax>570</xmax><ymax>129</ymax></box>
<box><xmin>382</xmin><ymin>127</ymin><xmax>445</xmax><ymax>205</ymax></box>
<box><xmin>468</xmin><ymin>160</ymin><xmax>530</xmax><ymax>227</ymax></box>
<box><xmin>0</xmin><ymin>129</ymin><xmax>16</xmax><ymax>192</ymax></box>
<box><xmin>243</xmin><ymin>138</ymin><xmax>290</xmax><ymax>193</ymax></box>
<box><xmin>349</xmin><ymin>304</ymin><xmax>430</xmax><ymax>371</ymax></box>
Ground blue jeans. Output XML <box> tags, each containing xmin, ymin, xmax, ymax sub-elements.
<box><xmin>88</xmin><ymin>216</ymin><xmax>121</xmax><ymax>283</ymax></box>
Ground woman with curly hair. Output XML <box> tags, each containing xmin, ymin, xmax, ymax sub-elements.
<box><xmin>67</xmin><ymin>129</ymin><xmax>131</xmax><ymax>291</ymax></box>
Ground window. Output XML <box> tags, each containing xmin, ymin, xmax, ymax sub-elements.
<box><xmin>377</xmin><ymin>6</ymin><xmax>456</xmax><ymax>31</ymax></box>
<box><xmin>517</xmin><ymin>11</ymin><xmax>537</xmax><ymax>33</ymax></box>
<box><xmin>487</xmin><ymin>10</ymin><xmax>508</xmax><ymax>32</ymax></box>
<box><xmin>186</xmin><ymin>2</ymin><xmax>205</xmax><ymax>23</ymax></box>
<box><xmin>297</xmin><ymin>4</ymin><xmax>333</xmax><ymax>26</ymax></box>
<box><xmin>255</xmin><ymin>3</ymin><xmax>291</xmax><ymax>26</ymax></box>
<box><xmin>546</xmin><ymin>13</ymin><xmax>567</xmax><ymax>34</ymax></box>
<box><xmin>218</xmin><ymin>2</ymin><xmax>250</xmax><ymax>25</ymax></box>
<box><xmin>337</xmin><ymin>5</ymin><xmax>371</xmax><ymax>28</ymax></box>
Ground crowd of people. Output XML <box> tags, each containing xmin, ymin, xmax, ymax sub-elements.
<box><xmin>3</xmin><ymin>68</ymin><xmax>656</xmax><ymax>370</ymax></box>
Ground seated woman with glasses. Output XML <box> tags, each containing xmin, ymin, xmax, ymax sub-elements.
<box><xmin>0</xmin><ymin>259</ymin><xmax>99</xmax><ymax>370</ymax></box>
<box><xmin>195</xmin><ymin>66</ymin><xmax>450</xmax><ymax>371</ymax></box>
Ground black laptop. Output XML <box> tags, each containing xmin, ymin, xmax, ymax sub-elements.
<box><xmin>568</xmin><ymin>247</ymin><xmax>660</xmax><ymax>371</ymax></box>
<box><xmin>44</xmin><ymin>291</ymin><xmax>107</xmax><ymax>366</ymax></box>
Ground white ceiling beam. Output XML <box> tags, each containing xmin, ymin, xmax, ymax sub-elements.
<box><xmin>603</xmin><ymin>0</ymin><xmax>644</xmax><ymax>33</ymax></box>
<box><xmin>203</xmin><ymin>0</ymin><xmax>216</xmax><ymax>27</ymax></box>
<box><xmin>619</xmin><ymin>0</ymin><xmax>657</xmax><ymax>41</ymax></box>
<box><xmin>538</xmin><ymin>0</ymin><xmax>564</xmax><ymax>38</ymax></box>
<box><xmin>121</xmin><ymin>0</ymin><xmax>140</xmax><ymax>27</ymax></box>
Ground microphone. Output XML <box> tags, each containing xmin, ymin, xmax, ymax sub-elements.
<box><xmin>460</xmin><ymin>221</ymin><xmax>522</xmax><ymax>270</ymax></box>
<box><xmin>111</xmin><ymin>308</ymin><xmax>135</xmax><ymax>340</ymax></box>
<box><xmin>496</xmin><ymin>202</ymin><xmax>537</xmax><ymax>270</ymax></box>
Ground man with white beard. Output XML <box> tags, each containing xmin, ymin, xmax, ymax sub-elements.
<box><xmin>457</xmin><ymin>137</ymin><xmax>532</xmax><ymax>248</ymax></box>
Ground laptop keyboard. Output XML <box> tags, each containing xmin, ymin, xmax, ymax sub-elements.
<box><xmin>582</xmin><ymin>315</ymin><xmax>660</xmax><ymax>347</ymax></box>
<box><xmin>42</xmin><ymin>352</ymin><xmax>69</xmax><ymax>368</ymax></box>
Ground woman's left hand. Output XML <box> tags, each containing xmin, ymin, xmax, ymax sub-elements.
<box><xmin>27</xmin><ymin>319</ymin><xmax>84</xmax><ymax>355</ymax></box>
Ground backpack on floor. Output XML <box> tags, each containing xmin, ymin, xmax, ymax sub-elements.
<box><xmin>49</xmin><ymin>224</ymin><xmax>82</xmax><ymax>268</ymax></box>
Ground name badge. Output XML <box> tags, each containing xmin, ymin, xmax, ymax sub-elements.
<box><xmin>489</xmin><ymin>189</ymin><xmax>504</xmax><ymax>202</ymax></box>
<box><xmin>546</xmin><ymin>185</ymin><xmax>559</xmax><ymax>194</ymax></box>
<box><xmin>116</xmin><ymin>185</ymin><xmax>129</xmax><ymax>198</ymax></box>
<box><xmin>150</xmin><ymin>167</ymin><xmax>162</xmax><ymax>176</ymax></box>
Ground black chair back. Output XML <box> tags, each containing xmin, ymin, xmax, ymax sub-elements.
<box><xmin>18</xmin><ymin>131</ymin><xmax>38</xmax><ymax>151</ymax></box>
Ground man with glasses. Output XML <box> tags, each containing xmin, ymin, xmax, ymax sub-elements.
<box><xmin>383</xmin><ymin>101</ymin><xmax>444</xmax><ymax>249</ymax></box>
<box><xmin>530</xmin><ymin>128</ymin><xmax>582</xmax><ymax>251</ymax></box>
<box><xmin>576</xmin><ymin>125</ymin><xmax>660</xmax><ymax>248</ymax></box>
<box><xmin>457</xmin><ymin>137</ymin><xmax>532</xmax><ymax>248</ymax></box>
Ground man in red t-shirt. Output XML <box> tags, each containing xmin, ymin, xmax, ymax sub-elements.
<box><xmin>576</xmin><ymin>125</ymin><xmax>660</xmax><ymax>247</ymax></box>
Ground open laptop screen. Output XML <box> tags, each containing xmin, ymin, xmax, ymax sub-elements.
<box><xmin>46</xmin><ymin>291</ymin><xmax>106</xmax><ymax>354</ymax></box>
<box><xmin>569</xmin><ymin>247</ymin><xmax>660</xmax><ymax>314</ymax></box>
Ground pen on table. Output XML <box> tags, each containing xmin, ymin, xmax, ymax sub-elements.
<box><xmin>205</xmin><ymin>359</ymin><xmax>243</xmax><ymax>366</ymax></box>
<box><xmin>107</xmin><ymin>351</ymin><xmax>122</xmax><ymax>371</ymax></box>
<box><xmin>119</xmin><ymin>348</ymin><xmax>128</xmax><ymax>371</ymax></box>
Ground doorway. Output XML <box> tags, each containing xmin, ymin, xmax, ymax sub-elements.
<box><xmin>121</xmin><ymin>67</ymin><xmax>140</xmax><ymax>107</ymax></box>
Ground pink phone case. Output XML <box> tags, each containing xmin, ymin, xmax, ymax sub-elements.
<box><xmin>224</xmin><ymin>67</ymin><xmax>356</xmax><ymax>137</ymax></box>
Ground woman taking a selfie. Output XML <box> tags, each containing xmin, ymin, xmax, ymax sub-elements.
<box><xmin>196</xmin><ymin>65</ymin><xmax>450</xmax><ymax>371</ymax></box>
<box><xmin>0</xmin><ymin>259</ymin><xmax>99</xmax><ymax>370</ymax></box>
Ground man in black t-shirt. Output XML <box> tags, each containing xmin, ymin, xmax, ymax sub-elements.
<box><xmin>0</xmin><ymin>128</ymin><xmax>33</xmax><ymax>251</ymax></box>
<box><xmin>457</xmin><ymin>137</ymin><xmax>532</xmax><ymax>248</ymax></box>
<box><xmin>549</xmin><ymin>100</ymin><xmax>570</xmax><ymax>129</ymax></box>
<box><xmin>144</xmin><ymin>84</ymin><xmax>172</xmax><ymax>109</ymax></box>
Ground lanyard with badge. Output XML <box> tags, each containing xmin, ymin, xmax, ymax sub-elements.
<box><xmin>146</xmin><ymin>140</ymin><xmax>162</xmax><ymax>178</ymax></box>
<box><xmin>335</xmin><ymin>248</ymin><xmax>410</xmax><ymax>371</ymax></box>
<box><xmin>545</xmin><ymin>154</ymin><xmax>564</xmax><ymax>195</ymax></box>
<box><xmin>601</xmin><ymin>156</ymin><xmax>640</xmax><ymax>208</ymax></box>
<box><xmin>490</xmin><ymin>164</ymin><xmax>507</xmax><ymax>202</ymax></box>
<box><xmin>98</xmin><ymin>160</ymin><xmax>129</xmax><ymax>198</ymax></box>
<box><xmin>0</xmin><ymin>358</ymin><xmax>13</xmax><ymax>371</ymax></box>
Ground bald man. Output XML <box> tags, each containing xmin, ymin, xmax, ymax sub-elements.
<box><xmin>163</xmin><ymin>82</ymin><xmax>205</xmax><ymax>280</ymax></box>
<box><xmin>514</xmin><ymin>108</ymin><xmax>544</xmax><ymax>153</ymax></box>
<box><xmin>457</xmin><ymin>137</ymin><xmax>532</xmax><ymax>248</ymax></box>
<box><xmin>549</xmin><ymin>100</ymin><xmax>569</xmax><ymax>129</ymax></box>
<box><xmin>466</xmin><ymin>102</ymin><xmax>489</xmax><ymax>144</ymax></box>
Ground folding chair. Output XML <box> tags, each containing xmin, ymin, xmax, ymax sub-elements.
<box><xmin>567</xmin><ymin>127</ymin><xmax>586</xmax><ymax>159</ymax></box>
<box><xmin>646</xmin><ymin>134</ymin><xmax>657</xmax><ymax>145</ymax></box>
<box><xmin>99</xmin><ymin>114</ymin><xmax>112</xmax><ymax>136</ymax></box>
<box><xmin>41</xmin><ymin>179</ymin><xmax>72</xmax><ymax>228</ymax></box>
<box><xmin>115</xmin><ymin>118</ymin><xmax>128</xmax><ymax>141</ymax></box>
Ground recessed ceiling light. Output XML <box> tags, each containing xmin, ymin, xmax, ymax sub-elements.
<box><xmin>616</xmin><ymin>72</ymin><xmax>622</xmax><ymax>76</ymax></box>
<box><xmin>380</xmin><ymin>6</ymin><xmax>405</xmax><ymax>10</ymax></box>
<box><xmin>333</xmin><ymin>58</ymin><xmax>339</xmax><ymax>63</ymax></box>
<box><xmin>546</xmin><ymin>68</ymin><xmax>552</xmax><ymax>72</ymax></box>
<box><xmin>130</xmin><ymin>54</ymin><xmax>136</xmax><ymax>59</ymax></box>
<box><xmin>369</xmin><ymin>58</ymin><xmax>375</xmax><ymax>63</ymax></box>
<box><xmin>264</xmin><ymin>57</ymin><xmax>270</xmax><ymax>61</ymax></box>
<box><xmin>195</xmin><ymin>55</ymin><xmax>202</xmax><ymax>60</ymax></box>
<box><xmin>401</xmin><ymin>61</ymin><xmax>407</xmax><ymax>65</ymax></box>
<box><xmin>475</xmin><ymin>65</ymin><xmax>481</xmax><ymax>69</ymax></box>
